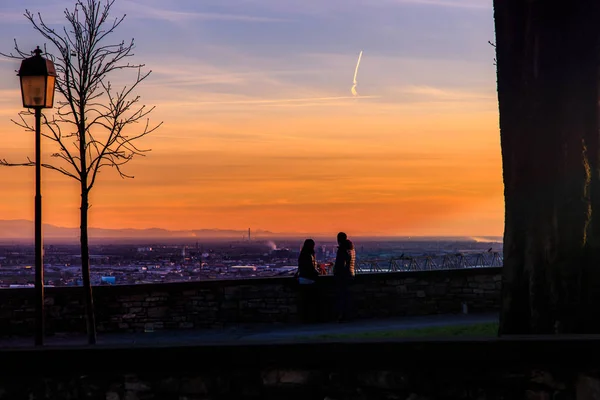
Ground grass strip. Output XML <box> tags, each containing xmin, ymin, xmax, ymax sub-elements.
<box><xmin>305</xmin><ymin>322</ymin><xmax>499</xmax><ymax>339</ymax></box>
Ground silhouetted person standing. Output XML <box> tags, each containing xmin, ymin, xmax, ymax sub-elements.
<box><xmin>296</xmin><ymin>239</ymin><xmax>320</xmax><ymax>323</ymax></box>
<box><xmin>333</xmin><ymin>232</ymin><xmax>356</xmax><ymax>322</ymax></box>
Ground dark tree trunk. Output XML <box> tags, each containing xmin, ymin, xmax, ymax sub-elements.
<box><xmin>81</xmin><ymin>186</ymin><xmax>97</xmax><ymax>344</ymax></box>
<box><xmin>495</xmin><ymin>0</ymin><xmax>600</xmax><ymax>334</ymax></box>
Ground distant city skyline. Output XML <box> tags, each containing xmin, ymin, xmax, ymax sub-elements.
<box><xmin>0</xmin><ymin>0</ymin><xmax>501</xmax><ymax>236</ymax></box>
<box><xmin>0</xmin><ymin>219</ymin><xmax>503</xmax><ymax>240</ymax></box>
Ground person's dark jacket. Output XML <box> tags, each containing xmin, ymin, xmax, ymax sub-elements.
<box><xmin>333</xmin><ymin>240</ymin><xmax>356</xmax><ymax>278</ymax></box>
<box><xmin>297</xmin><ymin>251</ymin><xmax>319</xmax><ymax>281</ymax></box>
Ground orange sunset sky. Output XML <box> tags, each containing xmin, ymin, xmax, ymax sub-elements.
<box><xmin>0</xmin><ymin>0</ymin><xmax>502</xmax><ymax>237</ymax></box>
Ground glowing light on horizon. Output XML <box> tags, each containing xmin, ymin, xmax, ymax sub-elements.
<box><xmin>470</xmin><ymin>236</ymin><xmax>502</xmax><ymax>243</ymax></box>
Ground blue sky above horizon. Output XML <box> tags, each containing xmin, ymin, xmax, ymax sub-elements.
<box><xmin>0</xmin><ymin>0</ymin><xmax>495</xmax><ymax>102</ymax></box>
<box><xmin>0</xmin><ymin>0</ymin><xmax>502</xmax><ymax>236</ymax></box>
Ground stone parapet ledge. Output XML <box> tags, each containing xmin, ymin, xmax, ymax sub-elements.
<box><xmin>0</xmin><ymin>268</ymin><xmax>502</xmax><ymax>337</ymax></box>
<box><xmin>0</xmin><ymin>337</ymin><xmax>598</xmax><ymax>399</ymax></box>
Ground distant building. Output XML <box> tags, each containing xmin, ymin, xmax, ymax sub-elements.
<box><xmin>101</xmin><ymin>276</ymin><xmax>116</xmax><ymax>285</ymax></box>
<box><xmin>272</xmin><ymin>248</ymin><xmax>294</xmax><ymax>258</ymax></box>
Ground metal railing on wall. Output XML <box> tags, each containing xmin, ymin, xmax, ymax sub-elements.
<box><xmin>353</xmin><ymin>251</ymin><xmax>503</xmax><ymax>274</ymax></box>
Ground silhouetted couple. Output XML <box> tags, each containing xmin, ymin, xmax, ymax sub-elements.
<box><xmin>333</xmin><ymin>232</ymin><xmax>356</xmax><ymax>322</ymax></box>
<box><xmin>296</xmin><ymin>232</ymin><xmax>356</xmax><ymax>323</ymax></box>
<box><xmin>296</xmin><ymin>238</ymin><xmax>321</xmax><ymax>323</ymax></box>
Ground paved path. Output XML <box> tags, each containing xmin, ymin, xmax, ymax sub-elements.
<box><xmin>0</xmin><ymin>313</ymin><xmax>498</xmax><ymax>348</ymax></box>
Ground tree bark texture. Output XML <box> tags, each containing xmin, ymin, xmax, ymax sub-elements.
<box><xmin>495</xmin><ymin>0</ymin><xmax>600</xmax><ymax>334</ymax></box>
<box><xmin>80</xmin><ymin>186</ymin><xmax>97</xmax><ymax>345</ymax></box>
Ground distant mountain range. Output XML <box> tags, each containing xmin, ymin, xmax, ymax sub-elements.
<box><xmin>0</xmin><ymin>219</ymin><xmax>503</xmax><ymax>243</ymax></box>
<box><xmin>0</xmin><ymin>219</ymin><xmax>286</xmax><ymax>240</ymax></box>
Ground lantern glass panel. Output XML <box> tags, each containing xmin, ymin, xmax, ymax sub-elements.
<box><xmin>20</xmin><ymin>76</ymin><xmax>46</xmax><ymax>108</ymax></box>
<box><xmin>45</xmin><ymin>75</ymin><xmax>56</xmax><ymax>108</ymax></box>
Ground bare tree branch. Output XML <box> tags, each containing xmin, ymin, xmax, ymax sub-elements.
<box><xmin>1</xmin><ymin>0</ymin><xmax>162</xmax><ymax>345</ymax></box>
<box><xmin>0</xmin><ymin>157</ymin><xmax>80</xmax><ymax>181</ymax></box>
<box><xmin>1</xmin><ymin>0</ymin><xmax>161</xmax><ymax>190</ymax></box>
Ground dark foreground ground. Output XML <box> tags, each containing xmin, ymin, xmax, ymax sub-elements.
<box><xmin>3</xmin><ymin>312</ymin><xmax>600</xmax><ymax>399</ymax></box>
<box><xmin>0</xmin><ymin>312</ymin><xmax>498</xmax><ymax>348</ymax></box>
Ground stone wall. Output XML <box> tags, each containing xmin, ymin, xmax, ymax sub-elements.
<box><xmin>0</xmin><ymin>267</ymin><xmax>501</xmax><ymax>337</ymax></box>
<box><xmin>0</xmin><ymin>337</ymin><xmax>597</xmax><ymax>399</ymax></box>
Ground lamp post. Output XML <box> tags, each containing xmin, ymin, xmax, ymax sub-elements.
<box><xmin>18</xmin><ymin>46</ymin><xmax>57</xmax><ymax>346</ymax></box>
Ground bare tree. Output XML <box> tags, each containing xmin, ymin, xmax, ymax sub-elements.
<box><xmin>1</xmin><ymin>0</ymin><xmax>162</xmax><ymax>344</ymax></box>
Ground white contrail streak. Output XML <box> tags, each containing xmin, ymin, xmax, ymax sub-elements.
<box><xmin>351</xmin><ymin>50</ymin><xmax>363</xmax><ymax>96</ymax></box>
<box><xmin>171</xmin><ymin>95</ymin><xmax>380</xmax><ymax>107</ymax></box>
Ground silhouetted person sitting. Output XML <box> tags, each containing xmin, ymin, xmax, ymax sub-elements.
<box><xmin>333</xmin><ymin>232</ymin><xmax>356</xmax><ymax>322</ymax></box>
<box><xmin>296</xmin><ymin>238</ymin><xmax>320</xmax><ymax>323</ymax></box>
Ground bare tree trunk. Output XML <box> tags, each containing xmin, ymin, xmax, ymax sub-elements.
<box><xmin>1</xmin><ymin>1</ymin><xmax>159</xmax><ymax>345</ymax></box>
<box><xmin>81</xmin><ymin>185</ymin><xmax>97</xmax><ymax>344</ymax></box>
<box><xmin>495</xmin><ymin>0</ymin><xmax>600</xmax><ymax>334</ymax></box>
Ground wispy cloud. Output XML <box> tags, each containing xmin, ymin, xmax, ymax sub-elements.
<box><xmin>401</xmin><ymin>85</ymin><xmax>495</xmax><ymax>101</ymax></box>
<box><xmin>0</xmin><ymin>11</ymin><xmax>24</xmax><ymax>22</ymax></box>
<box><xmin>160</xmin><ymin>95</ymin><xmax>381</xmax><ymax>108</ymax></box>
<box><xmin>0</xmin><ymin>89</ymin><xmax>20</xmax><ymax>98</ymax></box>
<box><xmin>0</xmin><ymin>90</ymin><xmax>21</xmax><ymax>116</ymax></box>
<box><xmin>0</xmin><ymin>1</ymin><xmax>73</xmax><ymax>24</ymax></box>
<box><xmin>145</xmin><ymin>63</ymin><xmax>321</xmax><ymax>89</ymax></box>
<box><xmin>388</xmin><ymin>0</ymin><xmax>490</xmax><ymax>9</ymax></box>
<box><xmin>205</xmin><ymin>0</ymin><xmax>490</xmax><ymax>16</ymax></box>
<box><xmin>121</xmin><ymin>1</ymin><xmax>287</xmax><ymax>23</ymax></box>
<box><xmin>0</xmin><ymin>0</ymin><xmax>501</xmax><ymax>236</ymax></box>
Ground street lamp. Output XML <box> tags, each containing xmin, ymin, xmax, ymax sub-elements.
<box><xmin>18</xmin><ymin>46</ymin><xmax>56</xmax><ymax>346</ymax></box>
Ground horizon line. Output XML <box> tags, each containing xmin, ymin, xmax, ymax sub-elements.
<box><xmin>0</xmin><ymin>219</ymin><xmax>503</xmax><ymax>239</ymax></box>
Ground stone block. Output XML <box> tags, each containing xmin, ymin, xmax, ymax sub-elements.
<box><xmin>124</xmin><ymin>295</ymin><xmax>146</xmax><ymax>301</ymax></box>
<box><xmin>577</xmin><ymin>374</ymin><xmax>600</xmax><ymax>399</ymax></box>
<box><xmin>147</xmin><ymin>307</ymin><xmax>168</xmax><ymax>318</ymax></box>
<box><xmin>526</xmin><ymin>390</ymin><xmax>552</xmax><ymax>400</ymax></box>
<box><xmin>146</xmin><ymin>297</ymin><xmax>163</xmax><ymax>302</ymax></box>
<box><xmin>262</xmin><ymin>369</ymin><xmax>312</xmax><ymax>385</ymax></box>
<box><xmin>224</xmin><ymin>287</ymin><xmax>239</xmax><ymax>296</ymax></box>
<box><xmin>432</xmin><ymin>286</ymin><xmax>446</xmax><ymax>295</ymax></box>
<box><xmin>180</xmin><ymin>377</ymin><xmax>208</xmax><ymax>395</ymax></box>
<box><xmin>123</xmin><ymin>392</ymin><xmax>139</xmax><ymax>400</ymax></box>
<box><xmin>357</xmin><ymin>370</ymin><xmax>408</xmax><ymax>390</ymax></box>
<box><xmin>106</xmin><ymin>392</ymin><xmax>120</xmax><ymax>400</ymax></box>
<box><xmin>124</xmin><ymin>380</ymin><xmax>150</xmax><ymax>391</ymax></box>
<box><xmin>156</xmin><ymin>377</ymin><xmax>180</xmax><ymax>393</ymax></box>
